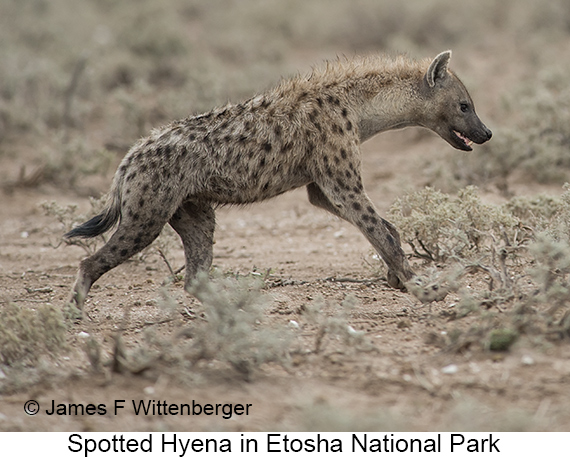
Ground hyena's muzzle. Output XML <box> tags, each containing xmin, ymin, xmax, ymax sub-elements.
<box><xmin>448</xmin><ymin>112</ymin><xmax>492</xmax><ymax>152</ymax></box>
<box><xmin>438</xmin><ymin>101</ymin><xmax>493</xmax><ymax>152</ymax></box>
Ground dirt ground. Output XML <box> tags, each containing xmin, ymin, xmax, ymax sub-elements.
<box><xmin>2</xmin><ymin>122</ymin><xmax>570</xmax><ymax>432</ymax></box>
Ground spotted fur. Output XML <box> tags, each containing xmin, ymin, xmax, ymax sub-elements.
<box><xmin>66</xmin><ymin>50</ymin><xmax>491</xmax><ymax>312</ymax></box>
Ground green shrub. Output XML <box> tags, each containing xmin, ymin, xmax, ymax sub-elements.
<box><xmin>390</xmin><ymin>186</ymin><xmax>570</xmax><ymax>348</ymax></box>
<box><xmin>388</xmin><ymin>186</ymin><xmax>522</xmax><ymax>262</ymax></box>
<box><xmin>187</xmin><ymin>273</ymin><xmax>291</xmax><ymax>377</ymax></box>
<box><xmin>529</xmin><ymin>235</ymin><xmax>570</xmax><ymax>315</ymax></box>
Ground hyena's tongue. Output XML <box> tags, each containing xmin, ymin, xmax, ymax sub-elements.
<box><xmin>454</xmin><ymin>130</ymin><xmax>473</xmax><ymax>147</ymax></box>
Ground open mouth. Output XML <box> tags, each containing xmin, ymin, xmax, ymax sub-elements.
<box><xmin>453</xmin><ymin>130</ymin><xmax>473</xmax><ymax>148</ymax></box>
<box><xmin>449</xmin><ymin>129</ymin><xmax>475</xmax><ymax>151</ymax></box>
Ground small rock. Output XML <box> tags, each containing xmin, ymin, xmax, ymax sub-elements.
<box><xmin>521</xmin><ymin>355</ymin><xmax>535</xmax><ymax>366</ymax></box>
<box><xmin>397</xmin><ymin>319</ymin><xmax>411</xmax><ymax>329</ymax></box>
<box><xmin>347</xmin><ymin>325</ymin><xmax>362</xmax><ymax>335</ymax></box>
<box><xmin>143</xmin><ymin>386</ymin><xmax>155</xmax><ymax>395</ymax></box>
<box><xmin>441</xmin><ymin>364</ymin><xmax>458</xmax><ymax>374</ymax></box>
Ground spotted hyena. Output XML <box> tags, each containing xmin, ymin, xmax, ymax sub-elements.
<box><xmin>66</xmin><ymin>50</ymin><xmax>492</xmax><ymax>311</ymax></box>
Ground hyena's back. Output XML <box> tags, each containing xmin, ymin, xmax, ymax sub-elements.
<box><xmin>71</xmin><ymin>82</ymin><xmax>356</xmax><ymax>242</ymax></box>
<box><xmin>113</xmin><ymin>91</ymin><xmax>343</xmax><ymax>214</ymax></box>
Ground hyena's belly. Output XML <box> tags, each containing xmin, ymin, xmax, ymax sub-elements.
<box><xmin>203</xmin><ymin>171</ymin><xmax>312</xmax><ymax>205</ymax></box>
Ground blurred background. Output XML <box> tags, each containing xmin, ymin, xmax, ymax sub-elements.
<box><xmin>1</xmin><ymin>0</ymin><xmax>569</xmax><ymax>195</ymax></box>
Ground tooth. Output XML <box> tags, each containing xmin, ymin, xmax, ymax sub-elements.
<box><xmin>454</xmin><ymin>130</ymin><xmax>472</xmax><ymax>146</ymax></box>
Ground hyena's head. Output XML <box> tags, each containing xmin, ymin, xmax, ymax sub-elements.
<box><xmin>420</xmin><ymin>50</ymin><xmax>492</xmax><ymax>151</ymax></box>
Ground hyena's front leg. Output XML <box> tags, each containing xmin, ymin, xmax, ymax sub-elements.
<box><xmin>168</xmin><ymin>200</ymin><xmax>215</xmax><ymax>291</ymax></box>
<box><xmin>307</xmin><ymin>182</ymin><xmax>414</xmax><ymax>289</ymax></box>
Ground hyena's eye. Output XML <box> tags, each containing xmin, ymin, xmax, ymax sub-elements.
<box><xmin>460</xmin><ymin>103</ymin><xmax>470</xmax><ymax>113</ymax></box>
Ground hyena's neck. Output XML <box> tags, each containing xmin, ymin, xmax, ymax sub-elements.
<box><xmin>274</xmin><ymin>55</ymin><xmax>428</xmax><ymax>145</ymax></box>
<box><xmin>354</xmin><ymin>74</ymin><xmax>425</xmax><ymax>142</ymax></box>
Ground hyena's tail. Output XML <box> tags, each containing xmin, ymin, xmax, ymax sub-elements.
<box><xmin>64</xmin><ymin>175</ymin><xmax>123</xmax><ymax>239</ymax></box>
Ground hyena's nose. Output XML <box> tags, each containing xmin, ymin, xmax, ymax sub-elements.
<box><xmin>484</xmin><ymin>125</ymin><xmax>492</xmax><ymax>141</ymax></box>
<box><xmin>476</xmin><ymin>124</ymin><xmax>492</xmax><ymax>144</ymax></box>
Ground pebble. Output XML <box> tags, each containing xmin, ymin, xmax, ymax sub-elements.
<box><xmin>441</xmin><ymin>364</ymin><xmax>458</xmax><ymax>374</ymax></box>
<box><xmin>521</xmin><ymin>355</ymin><xmax>535</xmax><ymax>366</ymax></box>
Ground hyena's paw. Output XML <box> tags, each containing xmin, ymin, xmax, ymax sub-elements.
<box><xmin>387</xmin><ymin>270</ymin><xmax>407</xmax><ymax>291</ymax></box>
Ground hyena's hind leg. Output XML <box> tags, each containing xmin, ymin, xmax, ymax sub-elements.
<box><xmin>168</xmin><ymin>201</ymin><xmax>216</xmax><ymax>291</ymax></box>
<box><xmin>70</xmin><ymin>220</ymin><xmax>165</xmax><ymax>313</ymax></box>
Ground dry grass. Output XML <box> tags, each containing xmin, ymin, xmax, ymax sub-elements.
<box><xmin>390</xmin><ymin>185</ymin><xmax>570</xmax><ymax>353</ymax></box>
<box><xmin>0</xmin><ymin>301</ymin><xmax>66</xmax><ymax>366</ymax></box>
<box><xmin>186</xmin><ymin>272</ymin><xmax>292</xmax><ymax>379</ymax></box>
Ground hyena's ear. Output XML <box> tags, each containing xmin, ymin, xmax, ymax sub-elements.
<box><xmin>425</xmin><ymin>50</ymin><xmax>452</xmax><ymax>88</ymax></box>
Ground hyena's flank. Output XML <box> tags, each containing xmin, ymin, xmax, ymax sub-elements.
<box><xmin>66</xmin><ymin>50</ymin><xmax>491</xmax><ymax>311</ymax></box>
